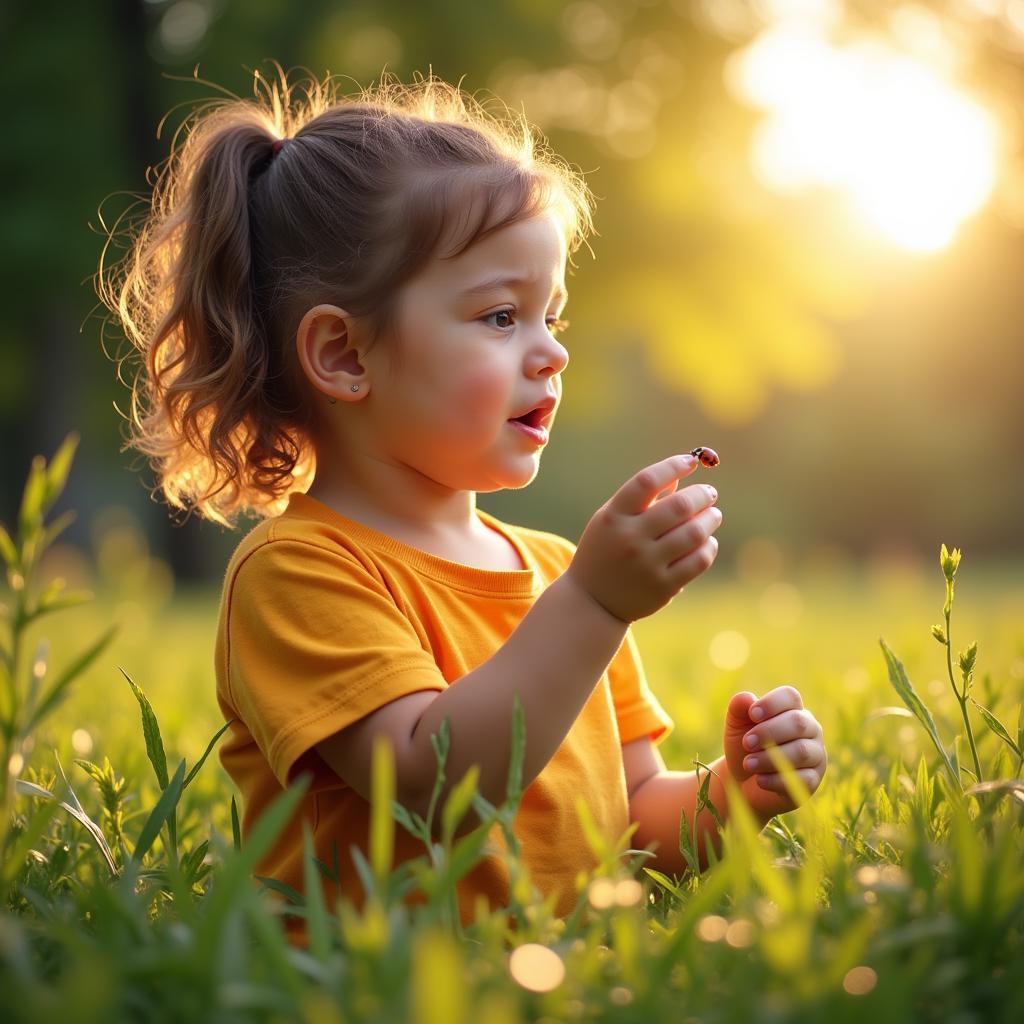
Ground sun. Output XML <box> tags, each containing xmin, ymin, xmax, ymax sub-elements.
<box><xmin>727</xmin><ymin>21</ymin><xmax>1000</xmax><ymax>253</ymax></box>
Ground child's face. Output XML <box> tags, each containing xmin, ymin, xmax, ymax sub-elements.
<box><xmin>366</xmin><ymin>209</ymin><xmax>570</xmax><ymax>494</ymax></box>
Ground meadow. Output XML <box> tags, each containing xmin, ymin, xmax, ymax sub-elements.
<box><xmin>2</xmin><ymin>437</ymin><xmax>1022</xmax><ymax>1023</ymax></box>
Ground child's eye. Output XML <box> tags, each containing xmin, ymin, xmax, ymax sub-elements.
<box><xmin>484</xmin><ymin>309</ymin><xmax>516</xmax><ymax>330</ymax></box>
<box><xmin>483</xmin><ymin>308</ymin><xmax>570</xmax><ymax>337</ymax></box>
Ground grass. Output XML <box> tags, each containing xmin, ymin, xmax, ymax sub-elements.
<box><xmin>1</xmin><ymin>435</ymin><xmax>1022</xmax><ymax>1023</ymax></box>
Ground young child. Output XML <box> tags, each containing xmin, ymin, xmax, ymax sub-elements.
<box><xmin>103</xmin><ymin>68</ymin><xmax>827</xmax><ymax>940</ymax></box>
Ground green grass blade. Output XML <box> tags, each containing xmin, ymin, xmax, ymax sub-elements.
<box><xmin>14</xmin><ymin>778</ymin><xmax>117</xmax><ymax>876</ymax></box>
<box><xmin>350</xmin><ymin>844</ymin><xmax>377</xmax><ymax>900</ymax></box>
<box><xmin>131</xmin><ymin>758</ymin><xmax>186</xmax><ymax>864</ymax></box>
<box><xmin>53</xmin><ymin>749</ymin><xmax>85</xmax><ymax>816</ymax></box>
<box><xmin>241</xmin><ymin>888</ymin><xmax>306</xmax><ymax>1009</ymax></box>
<box><xmin>182</xmin><ymin>718</ymin><xmax>234</xmax><ymax>790</ymax></box>
<box><xmin>255</xmin><ymin>875</ymin><xmax>305</xmax><ymax>904</ymax></box>
<box><xmin>40</xmin><ymin>432</ymin><xmax>79</xmax><ymax>516</ymax></box>
<box><xmin>18</xmin><ymin>456</ymin><xmax>47</xmax><ymax>541</ymax></box>
<box><xmin>879</xmin><ymin>638</ymin><xmax>959</xmax><ymax>788</ymax></box>
<box><xmin>39</xmin><ymin>509</ymin><xmax>76</xmax><ymax>552</ymax></box>
<box><xmin>370</xmin><ymin>733</ymin><xmax>396</xmax><ymax>887</ymax></box>
<box><xmin>0</xmin><ymin>523</ymin><xmax>17</xmax><ymax>569</ymax></box>
<box><xmin>1</xmin><ymin>792</ymin><xmax>58</xmax><ymax>890</ymax></box>
<box><xmin>441</xmin><ymin>764</ymin><xmax>480</xmax><ymax>849</ymax></box>
<box><xmin>391</xmin><ymin>800</ymin><xmax>425</xmax><ymax>840</ymax></box>
<box><xmin>506</xmin><ymin>691</ymin><xmax>526</xmax><ymax>807</ymax></box>
<box><xmin>678</xmin><ymin>804</ymin><xmax>700</xmax><ymax>876</ymax></box>
<box><xmin>643</xmin><ymin>866</ymin><xmax>686</xmax><ymax>901</ymax></box>
<box><xmin>969</xmin><ymin>697</ymin><xmax>1022</xmax><ymax>758</ymax></box>
<box><xmin>963</xmin><ymin>778</ymin><xmax>1024</xmax><ymax>800</ymax></box>
<box><xmin>446</xmin><ymin>826</ymin><xmax>492</xmax><ymax>886</ymax></box>
<box><xmin>302</xmin><ymin>823</ymin><xmax>331</xmax><ymax>957</ymax></box>
<box><xmin>120</xmin><ymin>667</ymin><xmax>169</xmax><ymax>789</ymax></box>
<box><xmin>231</xmin><ymin>795</ymin><xmax>242</xmax><ymax>852</ymax></box>
<box><xmin>24</xmin><ymin>591</ymin><xmax>93</xmax><ymax>627</ymax></box>
<box><xmin>197</xmin><ymin>773</ymin><xmax>311</xmax><ymax>957</ymax></box>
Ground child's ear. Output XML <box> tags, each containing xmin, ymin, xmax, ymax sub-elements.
<box><xmin>295</xmin><ymin>304</ymin><xmax>369</xmax><ymax>401</ymax></box>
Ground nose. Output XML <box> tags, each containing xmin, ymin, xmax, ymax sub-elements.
<box><xmin>530</xmin><ymin>326</ymin><xmax>569</xmax><ymax>378</ymax></box>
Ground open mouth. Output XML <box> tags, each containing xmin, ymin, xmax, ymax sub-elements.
<box><xmin>507</xmin><ymin>405</ymin><xmax>551</xmax><ymax>446</ymax></box>
<box><xmin>509</xmin><ymin>407</ymin><xmax>547</xmax><ymax>429</ymax></box>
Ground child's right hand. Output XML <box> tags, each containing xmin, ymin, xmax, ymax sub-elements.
<box><xmin>566</xmin><ymin>453</ymin><xmax>722</xmax><ymax>623</ymax></box>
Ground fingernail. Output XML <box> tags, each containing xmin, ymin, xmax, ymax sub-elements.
<box><xmin>706</xmin><ymin>486</ymin><xmax>717</xmax><ymax>500</ymax></box>
<box><xmin>744</xmin><ymin>733</ymin><xmax>759</xmax><ymax>750</ymax></box>
<box><xmin>750</xmin><ymin>705</ymin><xmax>764</xmax><ymax>721</ymax></box>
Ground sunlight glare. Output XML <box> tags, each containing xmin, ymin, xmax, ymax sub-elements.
<box><xmin>727</xmin><ymin>22</ymin><xmax>999</xmax><ymax>251</ymax></box>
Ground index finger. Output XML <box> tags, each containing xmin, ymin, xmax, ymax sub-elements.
<box><xmin>609</xmin><ymin>454</ymin><xmax>698</xmax><ymax>516</ymax></box>
<box><xmin>749</xmin><ymin>685</ymin><xmax>805</xmax><ymax>722</ymax></box>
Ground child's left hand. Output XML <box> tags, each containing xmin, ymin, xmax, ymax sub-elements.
<box><xmin>721</xmin><ymin>687</ymin><xmax>827</xmax><ymax>821</ymax></box>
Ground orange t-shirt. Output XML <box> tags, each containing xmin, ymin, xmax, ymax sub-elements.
<box><xmin>215</xmin><ymin>492</ymin><xmax>674</xmax><ymax>938</ymax></box>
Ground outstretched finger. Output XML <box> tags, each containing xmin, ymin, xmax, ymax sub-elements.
<box><xmin>609</xmin><ymin>454</ymin><xmax>698</xmax><ymax>517</ymax></box>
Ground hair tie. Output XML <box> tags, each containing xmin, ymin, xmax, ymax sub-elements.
<box><xmin>271</xmin><ymin>138</ymin><xmax>289</xmax><ymax>157</ymax></box>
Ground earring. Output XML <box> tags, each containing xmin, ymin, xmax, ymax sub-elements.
<box><xmin>350</xmin><ymin>384</ymin><xmax>360</xmax><ymax>392</ymax></box>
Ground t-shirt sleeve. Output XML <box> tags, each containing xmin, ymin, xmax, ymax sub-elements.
<box><xmin>224</xmin><ymin>539</ymin><xmax>448</xmax><ymax>788</ymax></box>
<box><xmin>607</xmin><ymin>626</ymin><xmax>675</xmax><ymax>747</ymax></box>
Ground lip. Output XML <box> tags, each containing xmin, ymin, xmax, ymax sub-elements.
<box><xmin>508</xmin><ymin>394</ymin><xmax>558</xmax><ymax>430</ymax></box>
<box><xmin>508</xmin><ymin>419</ymin><xmax>549</xmax><ymax>445</ymax></box>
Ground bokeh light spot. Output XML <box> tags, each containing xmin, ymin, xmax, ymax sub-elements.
<box><xmin>509</xmin><ymin>943</ymin><xmax>565</xmax><ymax>993</ymax></box>
<box><xmin>696</xmin><ymin>914</ymin><xmax>729</xmax><ymax>941</ymax></box>
<box><xmin>709</xmin><ymin>630</ymin><xmax>750</xmax><ymax>670</ymax></box>
<box><xmin>725</xmin><ymin>918</ymin><xmax>756</xmax><ymax>947</ymax></box>
<box><xmin>843</xmin><ymin>965</ymin><xmax>878</xmax><ymax>995</ymax></box>
<box><xmin>71</xmin><ymin>729</ymin><xmax>94</xmax><ymax>756</ymax></box>
<box><xmin>588</xmin><ymin>877</ymin><xmax>616</xmax><ymax>909</ymax></box>
<box><xmin>614</xmin><ymin>879</ymin><xmax>643</xmax><ymax>906</ymax></box>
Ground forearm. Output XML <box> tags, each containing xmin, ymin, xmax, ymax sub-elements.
<box><xmin>628</xmin><ymin>756</ymin><xmax>767</xmax><ymax>876</ymax></box>
<box><xmin>408</xmin><ymin>573</ymin><xmax>629</xmax><ymax>833</ymax></box>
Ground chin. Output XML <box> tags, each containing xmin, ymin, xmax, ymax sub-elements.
<box><xmin>478</xmin><ymin>462</ymin><xmax>541</xmax><ymax>492</ymax></box>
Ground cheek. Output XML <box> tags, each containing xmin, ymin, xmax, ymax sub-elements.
<box><xmin>445</xmin><ymin>362</ymin><xmax>511</xmax><ymax>425</ymax></box>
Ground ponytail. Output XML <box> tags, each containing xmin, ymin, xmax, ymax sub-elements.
<box><xmin>102</xmin><ymin>98</ymin><xmax>313</xmax><ymax>527</ymax></box>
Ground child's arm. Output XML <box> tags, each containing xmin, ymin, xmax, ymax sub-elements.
<box><xmin>406</xmin><ymin>452</ymin><xmax>721</xmax><ymax>834</ymax></box>
<box><xmin>627</xmin><ymin>689</ymin><xmax>827</xmax><ymax>876</ymax></box>
<box><xmin>627</xmin><ymin>751</ymin><xmax>733</xmax><ymax>874</ymax></box>
<box><xmin>406</xmin><ymin>570</ymin><xmax>629</xmax><ymax>828</ymax></box>
<box><xmin>317</xmin><ymin>453</ymin><xmax>720</xmax><ymax>838</ymax></box>
<box><xmin>313</xmin><ymin>570</ymin><xmax>628</xmax><ymax>835</ymax></box>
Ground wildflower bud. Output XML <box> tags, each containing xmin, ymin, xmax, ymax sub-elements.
<box><xmin>939</xmin><ymin>544</ymin><xmax>961</xmax><ymax>581</ymax></box>
<box><xmin>931</xmin><ymin>624</ymin><xmax>947</xmax><ymax>645</ymax></box>
<box><xmin>958</xmin><ymin>641</ymin><xmax>977</xmax><ymax>676</ymax></box>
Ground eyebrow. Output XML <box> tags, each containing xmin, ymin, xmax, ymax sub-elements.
<box><xmin>459</xmin><ymin>274</ymin><xmax>568</xmax><ymax>305</ymax></box>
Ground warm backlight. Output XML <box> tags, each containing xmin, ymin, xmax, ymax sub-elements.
<box><xmin>728</xmin><ymin>23</ymin><xmax>999</xmax><ymax>252</ymax></box>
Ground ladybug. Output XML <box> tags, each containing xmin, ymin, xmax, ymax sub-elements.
<box><xmin>691</xmin><ymin>446</ymin><xmax>720</xmax><ymax>469</ymax></box>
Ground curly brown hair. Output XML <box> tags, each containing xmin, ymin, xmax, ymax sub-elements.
<box><xmin>96</xmin><ymin>63</ymin><xmax>596</xmax><ymax>527</ymax></box>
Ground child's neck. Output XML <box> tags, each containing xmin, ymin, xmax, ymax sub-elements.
<box><xmin>302</xmin><ymin>482</ymin><xmax>523</xmax><ymax>571</ymax></box>
<box><xmin>304</xmin><ymin>478</ymin><xmax>478</xmax><ymax>535</ymax></box>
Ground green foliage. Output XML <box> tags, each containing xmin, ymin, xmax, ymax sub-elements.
<box><xmin>1</xmin><ymin>434</ymin><xmax>117</xmax><ymax>873</ymax></box>
<box><xmin>2</xmin><ymin>446</ymin><xmax>1023</xmax><ymax>1021</ymax></box>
